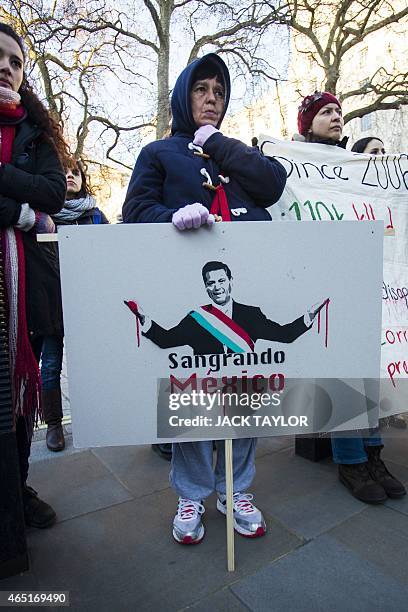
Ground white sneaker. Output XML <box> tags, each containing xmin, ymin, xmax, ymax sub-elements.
<box><xmin>172</xmin><ymin>498</ymin><xmax>205</xmax><ymax>545</ymax></box>
<box><xmin>217</xmin><ymin>492</ymin><xmax>266</xmax><ymax>538</ymax></box>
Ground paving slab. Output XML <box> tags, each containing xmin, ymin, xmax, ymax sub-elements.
<box><xmin>384</xmin><ymin>494</ymin><xmax>408</xmax><ymax>516</ymax></box>
<box><xmin>27</xmin><ymin>451</ymin><xmax>133</xmax><ymax>522</ymax></box>
<box><xmin>255</xmin><ymin>436</ymin><xmax>294</xmax><ymax>458</ymax></box>
<box><xmin>15</xmin><ymin>488</ymin><xmax>301</xmax><ymax>612</ymax></box>
<box><xmin>29</xmin><ymin>433</ymin><xmax>83</xmax><ymax>463</ymax></box>
<box><xmin>90</xmin><ymin>438</ymin><xmax>294</xmax><ymax>499</ymax></box>
<box><xmin>381</xmin><ymin>431</ymin><xmax>408</xmax><ymax>467</ymax></box>
<box><xmin>0</xmin><ymin>570</ymin><xmax>38</xmax><ymax>592</ymax></box>
<box><xmin>329</xmin><ymin>505</ymin><xmax>408</xmax><ymax>584</ymax></box>
<box><xmin>91</xmin><ymin>444</ymin><xmax>171</xmax><ymax>497</ymax></box>
<box><xmin>6</xmin><ymin>435</ymin><xmax>407</xmax><ymax>610</ymax></box>
<box><xmin>184</xmin><ymin>587</ymin><xmax>248</xmax><ymax>611</ymax></box>
<box><xmin>231</xmin><ymin>534</ymin><xmax>408</xmax><ymax>612</ymax></box>
<box><xmin>253</xmin><ymin>450</ymin><xmax>366</xmax><ymax>539</ymax></box>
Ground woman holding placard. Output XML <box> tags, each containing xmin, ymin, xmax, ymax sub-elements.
<box><xmin>123</xmin><ymin>53</ymin><xmax>288</xmax><ymax>545</ymax></box>
<box><xmin>351</xmin><ymin>136</ymin><xmax>407</xmax><ymax>432</ymax></box>
<box><xmin>296</xmin><ymin>93</ymin><xmax>406</xmax><ymax>504</ymax></box>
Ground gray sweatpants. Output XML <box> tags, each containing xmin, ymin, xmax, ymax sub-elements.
<box><xmin>170</xmin><ymin>439</ymin><xmax>257</xmax><ymax>501</ymax></box>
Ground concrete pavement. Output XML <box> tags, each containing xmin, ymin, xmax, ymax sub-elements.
<box><xmin>2</xmin><ymin>432</ymin><xmax>408</xmax><ymax>611</ymax></box>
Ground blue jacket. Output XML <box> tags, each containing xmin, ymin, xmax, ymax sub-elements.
<box><xmin>123</xmin><ymin>54</ymin><xmax>286</xmax><ymax>223</ymax></box>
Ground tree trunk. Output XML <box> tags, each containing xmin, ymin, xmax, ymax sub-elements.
<box><xmin>156</xmin><ymin>1</ymin><xmax>172</xmax><ymax>140</ymax></box>
<box><xmin>156</xmin><ymin>48</ymin><xmax>170</xmax><ymax>139</ymax></box>
<box><xmin>35</xmin><ymin>55</ymin><xmax>61</xmax><ymax>124</ymax></box>
<box><xmin>324</xmin><ymin>63</ymin><xmax>340</xmax><ymax>95</ymax></box>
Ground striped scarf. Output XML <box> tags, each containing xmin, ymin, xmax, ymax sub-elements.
<box><xmin>0</xmin><ymin>90</ymin><xmax>41</xmax><ymax>428</ymax></box>
<box><xmin>190</xmin><ymin>304</ymin><xmax>254</xmax><ymax>353</ymax></box>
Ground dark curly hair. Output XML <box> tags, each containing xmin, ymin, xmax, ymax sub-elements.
<box><xmin>65</xmin><ymin>158</ymin><xmax>94</xmax><ymax>198</ymax></box>
<box><xmin>0</xmin><ymin>22</ymin><xmax>71</xmax><ymax>165</ymax></box>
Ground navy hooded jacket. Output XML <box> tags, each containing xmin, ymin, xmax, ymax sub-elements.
<box><xmin>122</xmin><ymin>54</ymin><xmax>286</xmax><ymax>223</ymax></box>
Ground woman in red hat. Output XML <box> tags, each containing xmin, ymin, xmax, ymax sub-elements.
<box><xmin>295</xmin><ymin>92</ymin><xmax>406</xmax><ymax>505</ymax></box>
<box><xmin>296</xmin><ymin>91</ymin><xmax>347</xmax><ymax>147</ymax></box>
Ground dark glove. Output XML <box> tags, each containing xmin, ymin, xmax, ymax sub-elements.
<box><xmin>34</xmin><ymin>211</ymin><xmax>56</xmax><ymax>234</ymax></box>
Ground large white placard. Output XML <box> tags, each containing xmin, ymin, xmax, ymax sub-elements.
<box><xmin>58</xmin><ymin>222</ymin><xmax>382</xmax><ymax>447</ymax></box>
<box><xmin>261</xmin><ymin>136</ymin><xmax>408</xmax><ymax>417</ymax></box>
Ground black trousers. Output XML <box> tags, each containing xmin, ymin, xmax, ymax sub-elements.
<box><xmin>15</xmin><ymin>337</ymin><xmax>43</xmax><ymax>485</ymax></box>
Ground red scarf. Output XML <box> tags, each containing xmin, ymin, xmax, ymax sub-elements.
<box><xmin>210</xmin><ymin>184</ymin><xmax>231</xmax><ymax>222</ymax></box>
<box><xmin>0</xmin><ymin>102</ymin><xmax>26</xmax><ymax>160</ymax></box>
<box><xmin>0</xmin><ymin>101</ymin><xmax>42</xmax><ymax>424</ymax></box>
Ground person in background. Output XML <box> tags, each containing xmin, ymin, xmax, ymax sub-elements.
<box><xmin>296</xmin><ymin>92</ymin><xmax>406</xmax><ymax>504</ymax></box>
<box><xmin>54</xmin><ymin>162</ymin><xmax>108</xmax><ymax>226</ymax></box>
<box><xmin>123</xmin><ymin>52</ymin><xmax>287</xmax><ymax>544</ymax></box>
<box><xmin>352</xmin><ymin>135</ymin><xmax>407</xmax><ymax>431</ymax></box>
<box><xmin>40</xmin><ymin>160</ymin><xmax>108</xmax><ymax>452</ymax></box>
<box><xmin>0</xmin><ymin>22</ymin><xmax>68</xmax><ymax>527</ymax></box>
<box><xmin>296</xmin><ymin>91</ymin><xmax>348</xmax><ymax>148</ymax></box>
<box><xmin>351</xmin><ymin>137</ymin><xmax>385</xmax><ymax>155</ymax></box>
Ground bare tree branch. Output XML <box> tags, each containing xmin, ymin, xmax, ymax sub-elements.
<box><xmin>288</xmin><ymin>0</ymin><xmax>408</xmax><ymax>123</ymax></box>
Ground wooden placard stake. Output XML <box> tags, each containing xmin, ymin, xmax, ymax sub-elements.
<box><xmin>225</xmin><ymin>438</ymin><xmax>235</xmax><ymax>572</ymax></box>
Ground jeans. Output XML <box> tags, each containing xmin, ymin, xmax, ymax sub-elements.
<box><xmin>40</xmin><ymin>335</ymin><xmax>63</xmax><ymax>390</ymax></box>
<box><xmin>170</xmin><ymin>439</ymin><xmax>257</xmax><ymax>501</ymax></box>
<box><xmin>331</xmin><ymin>434</ymin><xmax>383</xmax><ymax>464</ymax></box>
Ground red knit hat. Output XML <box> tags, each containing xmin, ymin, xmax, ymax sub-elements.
<box><xmin>297</xmin><ymin>92</ymin><xmax>341</xmax><ymax>136</ymax></box>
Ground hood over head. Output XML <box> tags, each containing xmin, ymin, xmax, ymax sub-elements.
<box><xmin>171</xmin><ymin>53</ymin><xmax>231</xmax><ymax>136</ymax></box>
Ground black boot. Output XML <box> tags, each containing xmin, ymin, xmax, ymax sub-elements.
<box><xmin>366</xmin><ymin>445</ymin><xmax>407</xmax><ymax>499</ymax></box>
<box><xmin>151</xmin><ymin>444</ymin><xmax>172</xmax><ymax>461</ymax></box>
<box><xmin>42</xmin><ymin>388</ymin><xmax>65</xmax><ymax>452</ymax></box>
<box><xmin>23</xmin><ymin>485</ymin><xmax>56</xmax><ymax>528</ymax></box>
<box><xmin>338</xmin><ymin>462</ymin><xmax>387</xmax><ymax>503</ymax></box>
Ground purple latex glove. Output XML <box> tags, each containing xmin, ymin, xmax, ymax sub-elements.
<box><xmin>34</xmin><ymin>211</ymin><xmax>56</xmax><ymax>234</ymax></box>
<box><xmin>172</xmin><ymin>203</ymin><xmax>215</xmax><ymax>231</ymax></box>
<box><xmin>193</xmin><ymin>125</ymin><xmax>219</xmax><ymax>148</ymax></box>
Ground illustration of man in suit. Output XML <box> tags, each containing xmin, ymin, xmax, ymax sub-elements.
<box><xmin>125</xmin><ymin>261</ymin><xmax>325</xmax><ymax>355</ymax></box>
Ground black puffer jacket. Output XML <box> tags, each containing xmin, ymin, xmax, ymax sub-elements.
<box><xmin>0</xmin><ymin>119</ymin><xmax>66</xmax><ymax>339</ymax></box>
